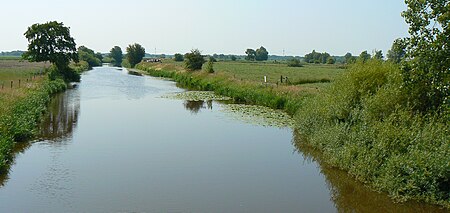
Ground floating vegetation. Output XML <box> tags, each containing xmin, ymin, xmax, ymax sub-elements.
<box><xmin>220</xmin><ymin>104</ymin><xmax>295</xmax><ymax>129</ymax></box>
<box><xmin>161</xmin><ymin>91</ymin><xmax>232</xmax><ymax>101</ymax></box>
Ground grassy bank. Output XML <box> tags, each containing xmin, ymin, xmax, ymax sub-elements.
<box><xmin>135</xmin><ymin>60</ymin><xmax>449</xmax><ymax>208</ymax></box>
<box><xmin>0</xmin><ymin>58</ymin><xmax>88</xmax><ymax>172</ymax></box>
<box><xmin>0</xmin><ymin>78</ymin><xmax>66</xmax><ymax>171</ymax></box>
<box><xmin>136</xmin><ymin>61</ymin><xmax>342</xmax><ymax>115</ymax></box>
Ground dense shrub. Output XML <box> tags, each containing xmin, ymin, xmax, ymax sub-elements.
<box><xmin>296</xmin><ymin>60</ymin><xmax>450</xmax><ymax>207</ymax></box>
<box><xmin>287</xmin><ymin>58</ymin><xmax>302</xmax><ymax>67</ymax></box>
<box><xmin>0</xmin><ymin>79</ymin><xmax>66</xmax><ymax>171</ymax></box>
<box><xmin>174</xmin><ymin>53</ymin><xmax>184</xmax><ymax>62</ymax></box>
<box><xmin>184</xmin><ymin>49</ymin><xmax>205</xmax><ymax>71</ymax></box>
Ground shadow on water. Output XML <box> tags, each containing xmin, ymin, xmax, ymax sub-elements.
<box><xmin>0</xmin><ymin>88</ymin><xmax>80</xmax><ymax>187</ymax></box>
<box><xmin>183</xmin><ymin>100</ymin><xmax>213</xmax><ymax>114</ymax></box>
<box><xmin>291</xmin><ymin>129</ymin><xmax>447</xmax><ymax>213</ymax></box>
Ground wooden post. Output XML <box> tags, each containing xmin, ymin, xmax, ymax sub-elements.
<box><xmin>19</xmin><ymin>79</ymin><xmax>21</xmax><ymax>88</ymax></box>
<box><xmin>11</xmin><ymin>81</ymin><xmax>13</xmax><ymax>88</ymax></box>
<box><xmin>280</xmin><ymin>75</ymin><xmax>283</xmax><ymax>83</ymax></box>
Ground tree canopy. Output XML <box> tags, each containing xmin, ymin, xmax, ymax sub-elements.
<box><xmin>255</xmin><ymin>46</ymin><xmax>269</xmax><ymax>61</ymax></box>
<box><xmin>184</xmin><ymin>49</ymin><xmax>205</xmax><ymax>71</ymax></box>
<box><xmin>174</xmin><ymin>53</ymin><xmax>184</xmax><ymax>62</ymax></box>
<box><xmin>304</xmin><ymin>50</ymin><xmax>332</xmax><ymax>64</ymax></box>
<box><xmin>401</xmin><ymin>0</ymin><xmax>449</xmax><ymax>112</ymax></box>
<box><xmin>387</xmin><ymin>38</ymin><xmax>406</xmax><ymax>64</ymax></box>
<box><xmin>109</xmin><ymin>46</ymin><xmax>123</xmax><ymax>67</ymax></box>
<box><xmin>126</xmin><ymin>43</ymin><xmax>145</xmax><ymax>68</ymax></box>
<box><xmin>78</xmin><ymin>46</ymin><xmax>101</xmax><ymax>68</ymax></box>
<box><xmin>245</xmin><ymin>49</ymin><xmax>256</xmax><ymax>61</ymax></box>
<box><xmin>23</xmin><ymin>21</ymin><xmax>78</xmax><ymax>70</ymax></box>
<box><xmin>22</xmin><ymin>21</ymin><xmax>79</xmax><ymax>81</ymax></box>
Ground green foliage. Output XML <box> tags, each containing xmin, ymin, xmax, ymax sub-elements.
<box><xmin>230</xmin><ymin>55</ymin><xmax>237</xmax><ymax>61</ymax></box>
<box><xmin>121</xmin><ymin>59</ymin><xmax>131</xmax><ymax>68</ymax></box>
<box><xmin>255</xmin><ymin>46</ymin><xmax>269</xmax><ymax>61</ymax></box>
<box><xmin>296</xmin><ymin>60</ymin><xmax>450</xmax><ymax>207</ymax></box>
<box><xmin>69</xmin><ymin>60</ymin><xmax>89</xmax><ymax>73</ymax></box>
<box><xmin>174</xmin><ymin>53</ymin><xmax>184</xmax><ymax>62</ymax></box>
<box><xmin>78</xmin><ymin>46</ymin><xmax>101</xmax><ymax>68</ymax></box>
<box><xmin>344</xmin><ymin>52</ymin><xmax>356</xmax><ymax>64</ymax></box>
<box><xmin>184</xmin><ymin>49</ymin><xmax>205</xmax><ymax>71</ymax></box>
<box><xmin>373</xmin><ymin>50</ymin><xmax>383</xmax><ymax>60</ymax></box>
<box><xmin>22</xmin><ymin>21</ymin><xmax>78</xmax><ymax>81</ymax></box>
<box><xmin>126</xmin><ymin>43</ymin><xmax>145</xmax><ymax>68</ymax></box>
<box><xmin>401</xmin><ymin>0</ymin><xmax>449</xmax><ymax>113</ymax></box>
<box><xmin>109</xmin><ymin>46</ymin><xmax>123</xmax><ymax>67</ymax></box>
<box><xmin>208</xmin><ymin>56</ymin><xmax>217</xmax><ymax>62</ymax></box>
<box><xmin>287</xmin><ymin>58</ymin><xmax>303</xmax><ymax>67</ymax></box>
<box><xmin>326</xmin><ymin>56</ymin><xmax>336</xmax><ymax>64</ymax></box>
<box><xmin>102</xmin><ymin>56</ymin><xmax>113</xmax><ymax>63</ymax></box>
<box><xmin>245</xmin><ymin>49</ymin><xmax>256</xmax><ymax>61</ymax></box>
<box><xmin>305</xmin><ymin>50</ymin><xmax>331</xmax><ymax>64</ymax></box>
<box><xmin>95</xmin><ymin>52</ymin><xmax>103</xmax><ymax>62</ymax></box>
<box><xmin>358</xmin><ymin>51</ymin><xmax>371</xmax><ymax>62</ymax></box>
<box><xmin>205</xmin><ymin>58</ymin><xmax>214</xmax><ymax>73</ymax></box>
<box><xmin>387</xmin><ymin>38</ymin><xmax>406</xmax><ymax>64</ymax></box>
<box><xmin>0</xmin><ymin>79</ymin><xmax>66</xmax><ymax>171</ymax></box>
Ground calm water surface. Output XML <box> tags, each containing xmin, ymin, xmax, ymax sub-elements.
<box><xmin>0</xmin><ymin>66</ymin><xmax>445</xmax><ymax>212</ymax></box>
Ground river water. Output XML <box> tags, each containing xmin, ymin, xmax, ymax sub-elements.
<box><xmin>0</xmin><ymin>66</ymin><xmax>445</xmax><ymax>212</ymax></box>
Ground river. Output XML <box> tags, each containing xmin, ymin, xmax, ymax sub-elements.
<box><xmin>0</xmin><ymin>66</ymin><xmax>445</xmax><ymax>212</ymax></box>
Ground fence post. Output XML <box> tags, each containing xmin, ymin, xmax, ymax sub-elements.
<box><xmin>19</xmin><ymin>79</ymin><xmax>21</xmax><ymax>88</ymax></box>
<box><xmin>11</xmin><ymin>81</ymin><xmax>13</xmax><ymax>88</ymax></box>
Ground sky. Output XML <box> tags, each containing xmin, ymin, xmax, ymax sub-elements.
<box><xmin>0</xmin><ymin>0</ymin><xmax>409</xmax><ymax>56</ymax></box>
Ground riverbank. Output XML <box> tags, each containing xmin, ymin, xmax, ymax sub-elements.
<box><xmin>135</xmin><ymin>60</ymin><xmax>449</xmax><ymax>208</ymax></box>
<box><xmin>0</xmin><ymin>79</ymin><xmax>67</xmax><ymax>172</ymax></box>
<box><xmin>0</xmin><ymin>59</ymin><xmax>90</xmax><ymax>172</ymax></box>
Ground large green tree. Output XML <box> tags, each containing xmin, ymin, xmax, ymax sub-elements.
<box><xmin>126</xmin><ymin>43</ymin><xmax>145</xmax><ymax>68</ymax></box>
<box><xmin>401</xmin><ymin>0</ymin><xmax>449</xmax><ymax>112</ymax></box>
<box><xmin>78</xmin><ymin>46</ymin><xmax>101</xmax><ymax>68</ymax></box>
<box><xmin>184</xmin><ymin>49</ymin><xmax>205</xmax><ymax>71</ymax></box>
<box><xmin>245</xmin><ymin>49</ymin><xmax>256</xmax><ymax>61</ymax></box>
<box><xmin>358</xmin><ymin>51</ymin><xmax>371</xmax><ymax>62</ymax></box>
<box><xmin>23</xmin><ymin>21</ymin><xmax>79</xmax><ymax>81</ymax></box>
<box><xmin>255</xmin><ymin>46</ymin><xmax>269</xmax><ymax>61</ymax></box>
<box><xmin>387</xmin><ymin>38</ymin><xmax>407</xmax><ymax>64</ymax></box>
<box><xmin>109</xmin><ymin>46</ymin><xmax>123</xmax><ymax>67</ymax></box>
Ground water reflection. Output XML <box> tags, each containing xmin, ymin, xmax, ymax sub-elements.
<box><xmin>291</xmin><ymin>130</ymin><xmax>447</xmax><ymax>213</ymax></box>
<box><xmin>0</xmin><ymin>88</ymin><xmax>80</xmax><ymax>187</ymax></box>
<box><xmin>40</xmin><ymin>89</ymin><xmax>80</xmax><ymax>141</ymax></box>
<box><xmin>183</xmin><ymin>100</ymin><xmax>213</xmax><ymax>114</ymax></box>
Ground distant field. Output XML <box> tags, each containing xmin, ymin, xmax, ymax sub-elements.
<box><xmin>0</xmin><ymin>59</ymin><xmax>48</xmax><ymax>85</ymax></box>
<box><xmin>213</xmin><ymin>61</ymin><xmax>344</xmax><ymax>84</ymax></box>
<box><xmin>160</xmin><ymin>59</ymin><xmax>345</xmax><ymax>90</ymax></box>
<box><xmin>0</xmin><ymin>59</ymin><xmax>48</xmax><ymax>116</ymax></box>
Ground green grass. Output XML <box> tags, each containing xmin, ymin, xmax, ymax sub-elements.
<box><xmin>0</xmin><ymin>59</ymin><xmax>48</xmax><ymax>86</ymax></box>
<box><xmin>213</xmin><ymin>61</ymin><xmax>343</xmax><ymax>83</ymax></box>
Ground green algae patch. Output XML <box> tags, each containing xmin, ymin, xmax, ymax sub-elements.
<box><xmin>162</xmin><ymin>91</ymin><xmax>232</xmax><ymax>101</ymax></box>
<box><xmin>220</xmin><ymin>104</ymin><xmax>295</xmax><ymax>129</ymax></box>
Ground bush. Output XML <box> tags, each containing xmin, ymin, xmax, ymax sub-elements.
<box><xmin>296</xmin><ymin>59</ymin><xmax>450</xmax><ymax>207</ymax></box>
<box><xmin>121</xmin><ymin>59</ymin><xmax>131</xmax><ymax>68</ymax></box>
<box><xmin>204</xmin><ymin>59</ymin><xmax>214</xmax><ymax>73</ymax></box>
<box><xmin>184</xmin><ymin>49</ymin><xmax>205</xmax><ymax>71</ymax></box>
<box><xmin>287</xmin><ymin>58</ymin><xmax>303</xmax><ymax>67</ymax></box>
<box><xmin>174</xmin><ymin>53</ymin><xmax>184</xmax><ymax>62</ymax></box>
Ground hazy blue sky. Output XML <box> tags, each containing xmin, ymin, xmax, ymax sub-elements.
<box><xmin>1</xmin><ymin>0</ymin><xmax>409</xmax><ymax>56</ymax></box>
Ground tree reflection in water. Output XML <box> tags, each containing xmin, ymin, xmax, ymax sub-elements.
<box><xmin>291</xmin><ymin>129</ymin><xmax>447</xmax><ymax>213</ymax></box>
<box><xmin>183</xmin><ymin>100</ymin><xmax>213</xmax><ymax>114</ymax></box>
<box><xmin>0</xmin><ymin>88</ymin><xmax>80</xmax><ymax>187</ymax></box>
<box><xmin>39</xmin><ymin>89</ymin><xmax>79</xmax><ymax>141</ymax></box>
